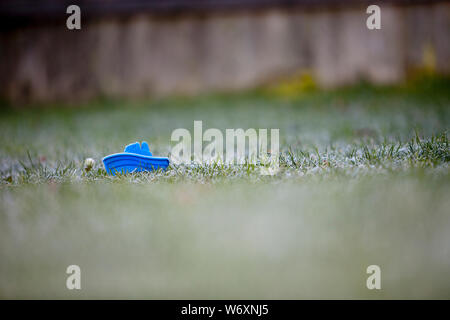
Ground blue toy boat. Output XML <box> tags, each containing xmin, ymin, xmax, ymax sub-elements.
<box><xmin>103</xmin><ymin>141</ymin><xmax>169</xmax><ymax>175</ymax></box>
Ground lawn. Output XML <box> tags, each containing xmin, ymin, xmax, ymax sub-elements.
<box><xmin>0</xmin><ymin>78</ymin><xmax>449</xmax><ymax>298</ymax></box>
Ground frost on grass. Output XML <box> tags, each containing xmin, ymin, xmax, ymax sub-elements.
<box><xmin>1</xmin><ymin>131</ymin><xmax>448</xmax><ymax>185</ymax></box>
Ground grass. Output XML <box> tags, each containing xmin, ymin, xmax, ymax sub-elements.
<box><xmin>0</xmin><ymin>79</ymin><xmax>449</xmax><ymax>298</ymax></box>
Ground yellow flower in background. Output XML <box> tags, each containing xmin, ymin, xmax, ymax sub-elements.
<box><xmin>422</xmin><ymin>42</ymin><xmax>436</xmax><ymax>73</ymax></box>
<box><xmin>270</xmin><ymin>72</ymin><xmax>318</xmax><ymax>99</ymax></box>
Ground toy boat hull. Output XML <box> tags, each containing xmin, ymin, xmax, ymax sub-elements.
<box><xmin>103</xmin><ymin>153</ymin><xmax>170</xmax><ymax>175</ymax></box>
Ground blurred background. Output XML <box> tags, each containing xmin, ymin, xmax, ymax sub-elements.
<box><xmin>1</xmin><ymin>0</ymin><xmax>449</xmax><ymax>104</ymax></box>
<box><xmin>1</xmin><ymin>1</ymin><xmax>450</xmax><ymax>299</ymax></box>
